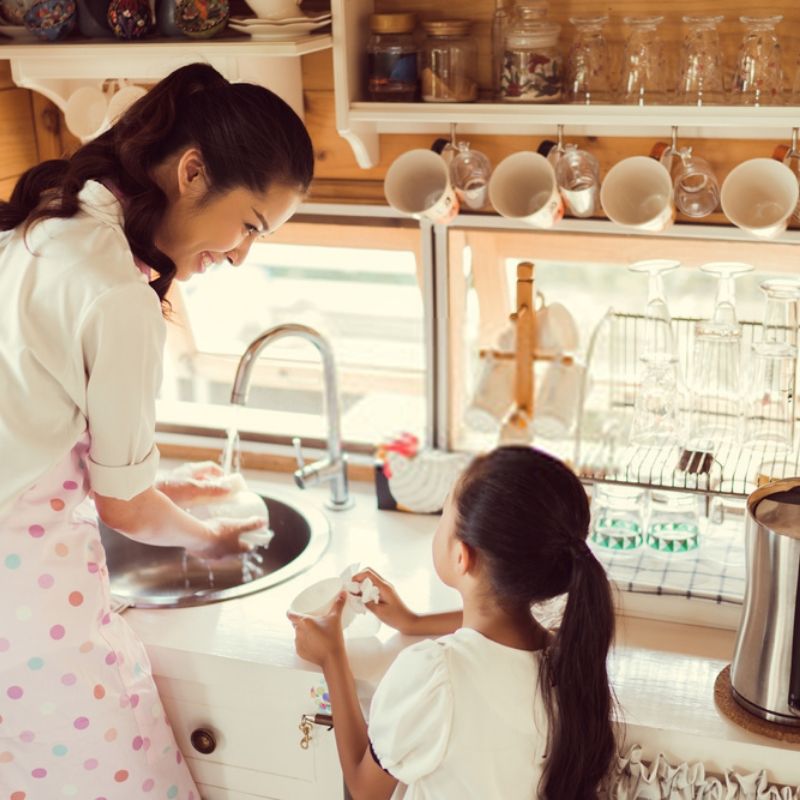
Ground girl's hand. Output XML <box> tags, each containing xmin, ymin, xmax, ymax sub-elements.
<box><xmin>351</xmin><ymin>568</ymin><xmax>419</xmax><ymax>635</ymax></box>
<box><xmin>157</xmin><ymin>461</ymin><xmax>230</xmax><ymax>506</ymax></box>
<box><xmin>188</xmin><ymin>516</ymin><xmax>266</xmax><ymax>559</ymax></box>
<box><xmin>288</xmin><ymin>592</ymin><xmax>347</xmax><ymax>668</ymax></box>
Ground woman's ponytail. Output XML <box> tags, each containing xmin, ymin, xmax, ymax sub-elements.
<box><xmin>0</xmin><ymin>160</ymin><xmax>70</xmax><ymax>231</ymax></box>
<box><xmin>540</xmin><ymin>543</ymin><xmax>616</xmax><ymax>800</ymax></box>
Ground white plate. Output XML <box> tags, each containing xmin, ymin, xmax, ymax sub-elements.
<box><xmin>228</xmin><ymin>18</ymin><xmax>330</xmax><ymax>37</ymax></box>
<box><xmin>230</xmin><ymin>13</ymin><xmax>329</xmax><ymax>25</ymax></box>
<box><xmin>0</xmin><ymin>24</ymin><xmax>36</xmax><ymax>40</ymax></box>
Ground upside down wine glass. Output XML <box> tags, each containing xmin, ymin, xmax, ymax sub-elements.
<box><xmin>744</xmin><ymin>279</ymin><xmax>800</xmax><ymax>452</ymax></box>
<box><xmin>687</xmin><ymin>262</ymin><xmax>753</xmax><ymax>451</ymax></box>
<box><xmin>629</xmin><ymin>259</ymin><xmax>682</xmax><ymax>446</ymax></box>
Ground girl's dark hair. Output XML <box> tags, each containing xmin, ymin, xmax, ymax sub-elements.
<box><xmin>454</xmin><ymin>446</ymin><xmax>616</xmax><ymax>800</ymax></box>
<box><xmin>0</xmin><ymin>63</ymin><xmax>314</xmax><ymax>305</ymax></box>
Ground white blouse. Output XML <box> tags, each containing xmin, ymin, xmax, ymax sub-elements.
<box><xmin>0</xmin><ymin>180</ymin><xmax>164</xmax><ymax>513</ymax></box>
<box><xmin>368</xmin><ymin>628</ymin><xmax>550</xmax><ymax>800</ymax></box>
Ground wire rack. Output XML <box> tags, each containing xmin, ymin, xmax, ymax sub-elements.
<box><xmin>573</xmin><ymin>312</ymin><xmax>800</xmax><ymax>498</ymax></box>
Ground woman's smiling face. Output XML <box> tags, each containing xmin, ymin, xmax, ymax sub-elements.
<box><xmin>154</xmin><ymin>148</ymin><xmax>303</xmax><ymax>281</ymax></box>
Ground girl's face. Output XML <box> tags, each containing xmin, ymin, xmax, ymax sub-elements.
<box><xmin>432</xmin><ymin>490</ymin><xmax>460</xmax><ymax>587</ymax></box>
<box><xmin>155</xmin><ymin>150</ymin><xmax>303</xmax><ymax>281</ymax></box>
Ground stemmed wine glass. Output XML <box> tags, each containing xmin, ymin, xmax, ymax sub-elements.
<box><xmin>687</xmin><ymin>262</ymin><xmax>753</xmax><ymax>451</ymax></box>
<box><xmin>629</xmin><ymin>259</ymin><xmax>682</xmax><ymax>445</ymax></box>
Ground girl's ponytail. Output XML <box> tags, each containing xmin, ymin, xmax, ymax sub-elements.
<box><xmin>540</xmin><ymin>542</ymin><xmax>616</xmax><ymax>800</ymax></box>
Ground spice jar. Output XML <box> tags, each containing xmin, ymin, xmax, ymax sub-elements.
<box><xmin>501</xmin><ymin>6</ymin><xmax>562</xmax><ymax>103</ymax></box>
<box><xmin>367</xmin><ymin>13</ymin><xmax>419</xmax><ymax>102</ymax></box>
<box><xmin>421</xmin><ymin>19</ymin><xmax>479</xmax><ymax>103</ymax></box>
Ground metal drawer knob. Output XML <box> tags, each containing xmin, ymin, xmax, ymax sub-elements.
<box><xmin>190</xmin><ymin>728</ymin><xmax>217</xmax><ymax>755</ymax></box>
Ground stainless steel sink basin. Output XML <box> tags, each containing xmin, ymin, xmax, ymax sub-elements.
<box><xmin>99</xmin><ymin>490</ymin><xmax>330</xmax><ymax>608</ymax></box>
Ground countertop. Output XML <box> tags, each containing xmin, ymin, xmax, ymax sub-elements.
<box><xmin>124</xmin><ymin>469</ymin><xmax>800</xmax><ymax>786</ymax></box>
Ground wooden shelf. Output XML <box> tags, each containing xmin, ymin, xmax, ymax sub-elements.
<box><xmin>331</xmin><ymin>0</ymin><xmax>800</xmax><ymax>167</ymax></box>
<box><xmin>0</xmin><ymin>33</ymin><xmax>332</xmax><ymax>119</ymax></box>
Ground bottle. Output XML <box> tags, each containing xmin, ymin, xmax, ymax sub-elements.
<box><xmin>421</xmin><ymin>19</ymin><xmax>479</xmax><ymax>103</ymax></box>
<box><xmin>501</xmin><ymin>3</ymin><xmax>562</xmax><ymax>103</ymax></box>
<box><xmin>491</xmin><ymin>0</ymin><xmax>514</xmax><ymax>100</ymax></box>
<box><xmin>366</xmin><ymin>13</ymin><xmax>419</xmax><ymax>102</ymax></box>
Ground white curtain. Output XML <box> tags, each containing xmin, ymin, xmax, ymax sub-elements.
<box><xmin>603</xmin><ymin>745</ymin><xmax>799</xmax><ymax>800</ymax></box>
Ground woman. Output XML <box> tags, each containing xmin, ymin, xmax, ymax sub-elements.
<box><xmin>0</xmin><ymin>63</ymin><xmax>314</xmax><ymax>798</ymax></box>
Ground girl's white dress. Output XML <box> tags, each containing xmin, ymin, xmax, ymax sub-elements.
<box><xmin>369</xmin><ymin>627</ymin><xmax>550</xmax><ymax>799</ymax></box>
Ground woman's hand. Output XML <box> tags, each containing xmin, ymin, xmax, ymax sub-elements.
<box><xmin>156</xmin><ymin>461</ymin><xmax>231</xmax><ymax>506</ymax></box>
<box><xmin>351</xmin><ymin>568</ymin><xmax>419</xmax><ymax>635</ymax></box>
<box><xmin>188</xmin><ymin>516</ymin><xmax>266</xmax><ymax>560</ymax></box>
<box><xmin>288</xmin><ymin>592</ymin><xmax>347</xmax><ymax>669</ymax></box>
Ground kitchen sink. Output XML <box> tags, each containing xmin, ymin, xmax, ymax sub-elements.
<box><xmin>99</xmin><ymin>490</ymin><xmax>330</xmax><ymax>609</ymax></box>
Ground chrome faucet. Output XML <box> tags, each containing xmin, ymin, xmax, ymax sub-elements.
<box><xmin>230</xmin><ymin>323</ymin><xmax>352</xmax><ymax>510</ymax></box>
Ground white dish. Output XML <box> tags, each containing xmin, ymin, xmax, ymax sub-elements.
<box><xmin>230</xmin><ymin>13</ymin><xmax>330</xmax><ymax>25</ymax></box>
<box><xmin>0</xmin><ymin>24</ymin><xmax>36</xmax><ymax>40</ymax></box>
<box><xmin>229</xmin><ymin>18</ymin><xmax>330</xmax><ymax>38</ymax></box>
<box><xmin>289</xmin><ymin>577</ymin><xmax>356</xmax><ymax>628</ymax></box>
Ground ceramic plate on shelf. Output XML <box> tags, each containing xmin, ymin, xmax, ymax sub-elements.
<box><xmin>228</xmin><ymin>18</ymin><xmax>330</xmax><ymax>38</ymax></box>
<box><xmin>230</xmin><ymin>12</ymin><xmax>329</xmax><ymax>25</ymax></box>
<box><xmin>0</xmin><ymin>23</ymin><xmax>37</xmax><ymax>39</ymax></box>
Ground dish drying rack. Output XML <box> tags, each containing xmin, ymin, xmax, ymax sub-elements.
<box><xmin>573</xmin><ymin>311</ymin><xmax>800</xmax><ymax>499</ymax></box>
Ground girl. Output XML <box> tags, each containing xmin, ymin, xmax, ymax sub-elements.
<box><xmin>0</xmin><ymin>64</ymin><xmax>313</xmax><ymax>797</ymax></box>
<box><xmin>290</xmin><ymin>445</ymin><xmax>616</xmax><ymax>800</ymax></box>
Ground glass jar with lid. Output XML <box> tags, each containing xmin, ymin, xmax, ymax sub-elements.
<box><xmin>501</xmin><ymin>4</ymin><xmax>562</xmax><ymax>103</ymax></box>
<box><xmin>367</xmin><ymin>13</ymin><xmax>419</xmax><ymax>102</ymax></box>
<box><xmin>421</xmin><ymin>19</ymin><xmax>479</xmax><ymax>103</ymax></box>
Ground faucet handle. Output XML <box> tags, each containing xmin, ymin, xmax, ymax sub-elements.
<box><xmin>292</xmin><ymin>436</ymin><xmax>305</xmax><ymax>470</ymax></box>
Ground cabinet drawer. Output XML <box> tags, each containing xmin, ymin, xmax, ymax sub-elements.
<box><xmin>154</xmin><ymin>670</ymin><xmax>343</xmax><ymax>799</ymax></box>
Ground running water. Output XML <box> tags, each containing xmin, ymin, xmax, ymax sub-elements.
<box><xmin>220</xmin><ymin>426</ymin><xmax>241</xmax><ymax>475</ymax></box>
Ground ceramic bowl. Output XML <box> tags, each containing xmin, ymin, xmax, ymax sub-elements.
<box><xmin>23</xmin><ymin>0</ymin><xmax>76</xmax><ymax>40</ymax></box>
<box><xmin>288</xmin><ymin>577</ymin><xmax>356</xmax><ymax>629</ymax></box>
<box><xmin>107</xmin><ymin>0</ymin><xmax>151</xmax><ymax>38</ymax></box>
<box><xmin>242</xmin><ymin>0</ymin><xmax>298</xmax><ymax>20</ymax></box>
<box><xmin>176</xmin><ymin>0</ymin><xmax>228</xmax><ymax>38</ymax></box>
<box><xmin>0</xmin><ymin>0</ymin><xmax>31</xmax><ymax>25</ymax></box>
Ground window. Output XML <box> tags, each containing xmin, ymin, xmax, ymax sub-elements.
<box><xmin>158</xmin><ymin>219</ymin><xmax>428</xmax><ymax>452</ymax></box>
<box><xmin>445</xmin><ymin>226</ymin><xmax>800</xmax><ymax>459</ymax></box>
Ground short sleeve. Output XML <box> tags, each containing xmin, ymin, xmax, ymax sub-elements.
<box><xmin>80</xmin><ymin>282</ymin><xmax>165</xmax><ymax>500</ymax></box>
<box><xmin>368</xmin><ymin>639</ymin><xmax>453</xmax><ymax>784</ymax></box>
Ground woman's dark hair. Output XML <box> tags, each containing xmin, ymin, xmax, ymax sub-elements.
<box><xmin>0</xmin><ymin>63</ymin><xmax>314</xmax><ymax>305</ymax></box>
<box><xmin>454</xmin><ymin>445</ymin><xmax>616</xmax><ymax>800</ymax></box>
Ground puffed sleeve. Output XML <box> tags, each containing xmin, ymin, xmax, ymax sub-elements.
<box><xmin>79</xmin><ymin>282</ymin><xmax>165</xmax><ymax>500</ymax></box>
<box><xmin>368</xmin><ymin>639</ymin><xmax>453</xmax><ymax>784</ymax></box>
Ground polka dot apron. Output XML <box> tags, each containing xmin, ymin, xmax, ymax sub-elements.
<box><xmin>0</xmin><ymin>435</ymin><xmax>199</xmax><ymax>800</ymax></box>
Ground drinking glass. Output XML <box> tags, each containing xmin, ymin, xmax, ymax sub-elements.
<box><xmin>565</xmin><ymin>15</ymin><xmax>613</xmax><ymax>104</ymax></box>
<box><xmin>590</xmin><ymin>483</ymin><xmax>645</xmax><ymax>553</ymax></box>
<box><xmin>732</xmin><ymin>15</ymin><xmax>784</xmax><ymax>106</ymax></box>
<box><xmin>744</xmin><ymin>278</ymin><xmax>800</xmax><ymax>451</ymax></box>
<box><xmin>671</xmin><ymin>147</ymin><xmax>720</xmax><ymax>218</ymax></box>
<box><xmin>646</xmin><ymin>490</ymin><xmax>702</xmax><ymax>554</ymax></box>
<box><xmin>449</xmin><ymin>142</ymin><xmax>492</xmax><ymax>211</ymax></box>
<box><xmin>629</xmin><ymin>259</ymin><xmax>683</xmax><ymax>446</ymax></box>
<box><xmin>554</xmin><ymin>143</ymin><xmax>600</xmax><ymax>218</ymax></box>
<box><xmin>620</xmin><ymin>16</ymin><xmax>669</xmax><ymax>105</ymax></box>
<box><xmin>676</xmin><ymin>15</ymin><xmax>726</xmax><ymax>106</ymax></box>
<box><xmin>687</xmin><ymin>262</ymin><xmax>752</xmax><ymax>450</ymax></box>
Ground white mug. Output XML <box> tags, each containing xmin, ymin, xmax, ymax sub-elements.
<box><xmin>384</xmin><ymin>150</ymin><xmax>460</xmax><ymax>224</ymax></box>
<box><xmin>534</xmin><ymin>359</ymin><xmax>587</xmax><ymax>439</ymax></box>
<box><xmin>720</xmin><ymin>158</ymin><xmax>799</xmax><ymax>239</ymax></box>
<box><xmin>464</xmin><ymin>354</ymin><xmax>515</xmax><ymax>432</ymax></box>
<box><xmin>600</xmin><ymin>156</ymin><xmax>675</xmax><ymax>232</ymax></box>
<box><xmin>489</xmin><ymin>152</ymin><xmax>564</xmax><ymax>229</ymax></box>
<box><xmin>536</xmin><ymin>301</ymin><xmax>579</xmax><ymax>356</ymax></box>
<box><xmin>64</xmin><ymin>86</ymin><xmax>109</xmax><ymax>143</ymax></box>
<box><xmin>105</xmin><ymin>84</ymin><xmax>148</xmax><ymax>125</ymax></box>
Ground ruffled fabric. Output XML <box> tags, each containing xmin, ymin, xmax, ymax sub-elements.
<box><xmin>603</xmin><ymin>745</ymin><xmax>799</xmax><ymax>799</ymax></box>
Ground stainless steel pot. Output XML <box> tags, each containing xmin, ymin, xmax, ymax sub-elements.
<box><xmin>731</xmin><ymin>478</ymin><xmax>800</xmax><ymax>726</ymax></box>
